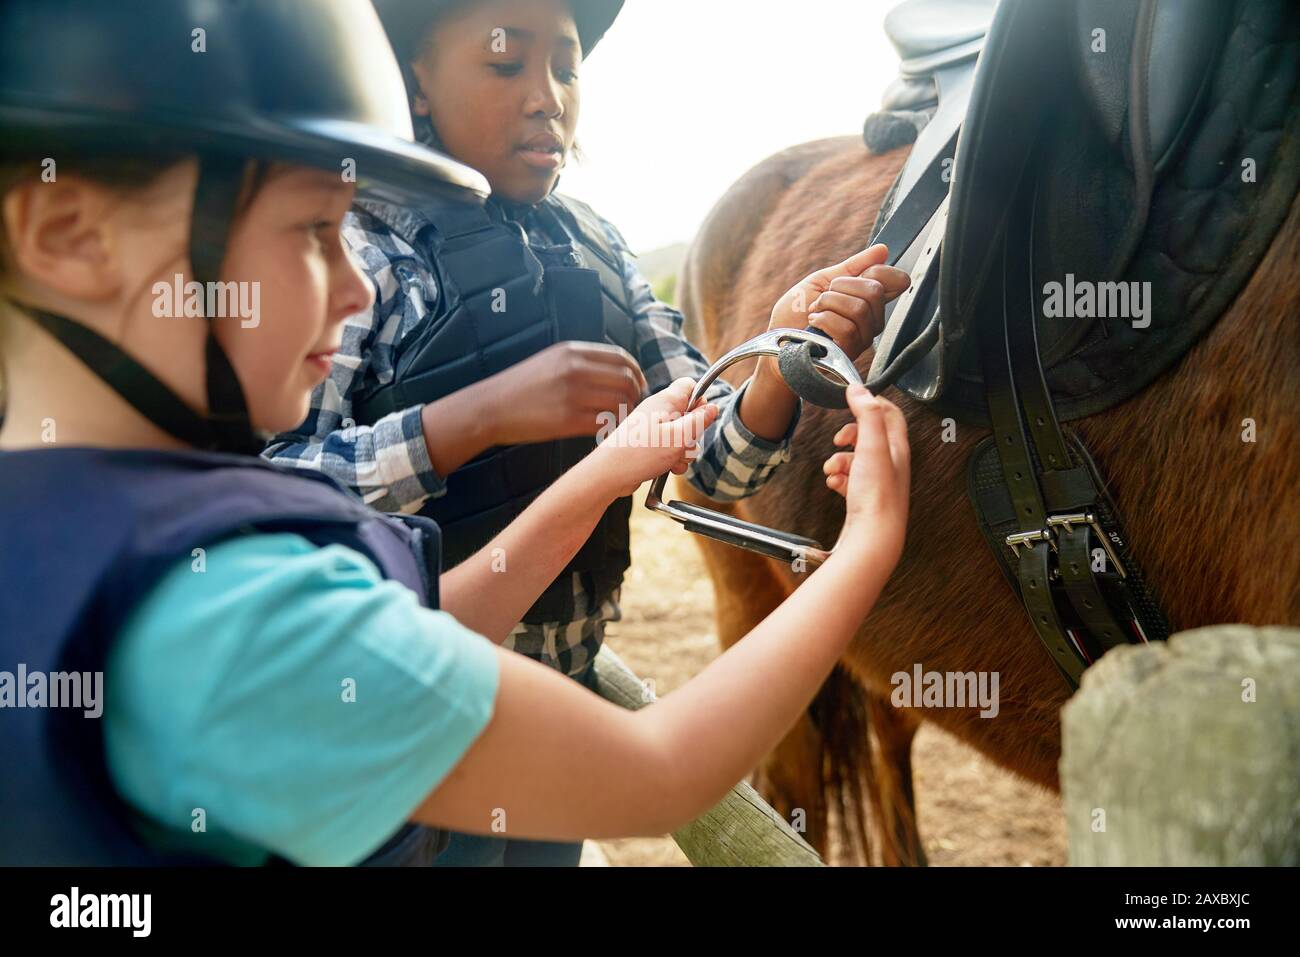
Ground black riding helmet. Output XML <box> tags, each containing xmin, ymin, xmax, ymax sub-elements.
<box><xmin>0</xmin><ymin>0</ymin><xmax>489</xmax><ymax>454</ymax></box>
<box><xmin>373</xmin><ymin>0</ymin><xmax>625</xmax><ymax>104</ymax></box>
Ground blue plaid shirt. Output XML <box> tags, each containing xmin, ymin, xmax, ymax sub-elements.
<box><xmin>263</xmin><ymin>183</ymin><xmax>801</xmax><ymax>675</ymax></box>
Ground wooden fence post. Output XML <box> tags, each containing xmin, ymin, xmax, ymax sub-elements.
<box><xmin>1060</xmin><ymin>624</ymin><xmax>1300</xmax><ymax>866</ymax></box>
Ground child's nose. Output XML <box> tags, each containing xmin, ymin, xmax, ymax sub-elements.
<box><xmin>524</xmin><ymin>74</ymin><xmax>564</xmax><ymax>119</ymax></box>
<box><xmin>333</xmin><ymin>248</ymin><xmax>374</xmax><ymax>322</ymax></box>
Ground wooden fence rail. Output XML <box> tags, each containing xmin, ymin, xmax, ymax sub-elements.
<box><xmin>593</xmin><ymin>645</ymin><xmax>825</xmax><ymax>867</ymax></box>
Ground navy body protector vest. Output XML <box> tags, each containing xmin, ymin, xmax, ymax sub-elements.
<box><xmin>0</xmin><ymin>447</ymin><xmax>448</xmax><ymax>866</ymax></box>
<box><xmin>353</xmin><ymin>194</ymin><xmax>638</xmax><ymax>625</ymax></box>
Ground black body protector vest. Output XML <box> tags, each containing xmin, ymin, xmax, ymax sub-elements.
<box><xmin>353</xmin><ymin>194</ymin><xmax>638</xmax><ymax>625</ymax></box>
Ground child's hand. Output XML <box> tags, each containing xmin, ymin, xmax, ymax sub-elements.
<box><xmin>485</xmin><ymin>341</ymin><xmax>647</xmax><ymax>447</ymax></box>
<box><xmin>822</xmin><ymin>385</ymin><xmax>910</xmax><ymax>565</ymax></box>
<box><xmin>585</xmin><ymin>378</ymin><xmax>719</xmax><ymax>499</ymax></box>
<box><xmin>768</xmin><ymin>244</ymin><xmax>911</xmax><ymax>361</ymax></box>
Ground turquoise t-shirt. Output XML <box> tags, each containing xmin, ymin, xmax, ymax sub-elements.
<box><xmin>102</xmin><ymin>532</ymin><xmax>499</xmax><ymax>866</ymax></box>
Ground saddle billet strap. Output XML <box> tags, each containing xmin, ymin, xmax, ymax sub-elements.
<box><xmin>1013</xmin><ymin>172</ymin><xmax>1169</xmax><ymax>654</ymax></box>
<box><xmin>979</xmin><ymin>167</ymin><xmax>1170</xmax><ymax>689</ymax></box>
<box><xmin>1003</xmin><ymin>185</ymin><xmax>1136</xmax><ymax>664</ymax></box>
<box><xmin>1049</xmin><ymin>434</ymin><xmax>1171</xmax><ymax>649</ymax></box>
<box><xmin>976</xmin><ymin>226</ymin><xmax>1086</xmax><ymax>688</ymax></box>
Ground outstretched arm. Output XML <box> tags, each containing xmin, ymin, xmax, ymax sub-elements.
<box><xmin>438</xmin><ymin>379</ymin><xmax>716</xmax><ymax>641</ymax></box>
<box><xmin>419</xmin><ymin>385</ymin><xmax>910</xmax><ymax>840</ymax></box>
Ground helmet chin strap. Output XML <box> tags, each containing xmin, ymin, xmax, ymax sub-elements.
<box><xmin>188</xmin><ymin>153</ymin><xmax>263</xmax><ymax>455</ymax></box>
<box><xmin>11</xmin><ymin>154</ymin><xmax>264</xmax><ymax>455</ymax></box>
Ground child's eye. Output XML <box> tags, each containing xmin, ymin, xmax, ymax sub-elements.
<box><xmin>556</xmin><ymin>68</ymin><xmax>578</xmax><ymax>84</ymax></box>
<box><xmin>306</xmin><ymin>221</ymin><xmax>338</xmax><ymax>246</ymax></box>
<box><xmin>489</xmin><ymin>61</ymin><xmax>524</xmax><ymax>77</ymax></box>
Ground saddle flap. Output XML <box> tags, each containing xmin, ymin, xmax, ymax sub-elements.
<box><xmin>941</xmin><ymin>0</ymin><xmax>1067</xmax><ymax>344</ymax></box>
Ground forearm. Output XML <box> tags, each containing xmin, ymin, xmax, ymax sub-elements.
<box><xmin>685</xmin><ymin>375</ymin><xmax>801</xmax><ymax>503</ymax></box>
<box><xmin>639</xmin><ymin>545</ymin><xmax>888</xmax><ymax>826</ymax></box>
<box><xmin>439</xmin><ymin>455</ymin><xmax>616</xmax><ymax>641</ymax></box>
<box><xmin>420</xmin><ymin>544</ymin><xmax>893</xmax><ymax>841</ymax></box>
<box><xmin>263</xmin><ymin>406</ymin><xmax>436</xmax><ymax>513</ymax></box>
<box><xmin>419</xmin><ymin>380</ymin><xmax>496</xmax><ymax>481</ymax></box>
<box><xmin>736</xmin><ymin>356</ymin><xmax>799</xmax><ymax>442</ymax></box>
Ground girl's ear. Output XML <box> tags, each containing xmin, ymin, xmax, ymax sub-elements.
<box><xmin>2</xmin><ymin>178</ymin><xmax>122</xmax><ymax>304</ymax></box>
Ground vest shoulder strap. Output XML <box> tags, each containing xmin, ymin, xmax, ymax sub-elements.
<box><xmin>543</xmin><ymin>195</ymin><xmax>637</xmax><ymax>356</ymax></box>
<box><xmin>410</xmin><ymin>193</ymin><xmax>497</xmax><ymax>242</ymax></box>
<box><xmin>548</xmin><ymin>194</ymin><xmax>628</xmax><ymax>272</ymax></box>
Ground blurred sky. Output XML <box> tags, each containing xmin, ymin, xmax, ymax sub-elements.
<box><xmin>560</xmin><ymin>0</ymin><xmax>900</xmax><ymax>253</ymax></box>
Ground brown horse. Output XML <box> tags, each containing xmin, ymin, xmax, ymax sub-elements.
<box><xmin>675</xmin><ymin>135</ymin><xmax>1300</xmax><ymax>865</ymax></box>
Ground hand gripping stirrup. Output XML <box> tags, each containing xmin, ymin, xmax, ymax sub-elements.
<box><xmin>645</xmin><ymin>328</ymin><xmax>861</xmax><ymax>568</ymax></box>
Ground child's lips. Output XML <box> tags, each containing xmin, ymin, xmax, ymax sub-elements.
<box><xmin>517</xmin><ymin>146</ymin><xmax>564</xmax><ymax>171</ymax></box>
<box><xmin>517</xmin><ymin>132</ymin><xmax>565</xmax><ymax>171</ymax></box>
<box><xmin>305</xmin><ymin>348</ymin><xmax>338</xmax><ymax>377</ymax></box>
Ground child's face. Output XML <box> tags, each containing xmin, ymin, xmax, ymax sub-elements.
<box><xmin>412</xmin><ymin>0</ymin><xmax>582</xmax><ymax>204</ymax></box>
<box><xmin>1</xmin><ymin>160</ymin><xmax>371</xmax><ymax>441</ymax></box>
<box><xmin>216</xmin><ymin>165</ymin><xmax>372</xmax><ymax>434</ymax></box>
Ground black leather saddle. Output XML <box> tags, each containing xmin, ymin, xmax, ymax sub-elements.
<box><xmin>784</xmin><ymin>0</ymin><xmax>1300</xmax><ymax>689</ymax></box>
<box><xmin>866</xmin><ymin>0</ymin><xmax>1299</xmax><ymax>422</ymax></box>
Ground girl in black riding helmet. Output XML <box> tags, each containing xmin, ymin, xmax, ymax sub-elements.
<box><xmin>0</xmin><ymin>0</ymin><xmax>910</xmax><ymax>867</ymax></box>
<box><xmin>264</xmin><ymin>0</ymin><xmax>912</xmax><ymax>867</ymax></box>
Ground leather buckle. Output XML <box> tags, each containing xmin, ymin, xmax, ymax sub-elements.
<box><xmin>1005</xmin><ymin>528</ymin><xmax>1053</xmax><ymax>557</ymax></box>
<box><xmin>1045</xmin><ymin>512</ymin><xmax>1127</xmax><ymax>578</ymax></box>
<box><xmin>646</xmin><ymin>328</ymin><xmax>861</xmax><ymax>568</ymax></box>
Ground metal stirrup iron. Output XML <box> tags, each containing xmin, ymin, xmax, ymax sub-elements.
<box><xmin>645</xmin><ymin>328</ymin><xmax>861</xmax><ymax>567</ymax></box>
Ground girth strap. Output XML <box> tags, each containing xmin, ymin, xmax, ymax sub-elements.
<box><xmin>977</xmin><ymin>224</ymin><xmax>1086</xmax><ymax>687</ymax></box>
<box><xmin>974</xmin><ymin>159</ymin><xmax>1170</xmax><ymax>690</ymax></box>
<box><xmin>1003</xmin><ymin>193</ymin><xmax>1134</xmax><ymax>658</ymax></box>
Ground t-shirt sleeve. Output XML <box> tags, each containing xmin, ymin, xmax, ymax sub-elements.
<box><xmin>103</xmin><ymin>531</ymin><xmax>499</xmax><ymax>866</ymax></box>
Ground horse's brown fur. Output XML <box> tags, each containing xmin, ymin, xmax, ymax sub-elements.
<box><xmin>676</xmin><ymin>135</ymin><xmax>1300</xmax><ymax>864</ymax></box>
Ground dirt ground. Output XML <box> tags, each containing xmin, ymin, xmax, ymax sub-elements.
<box><xmin>591</xmin><ymin>485</ymin><xmax>1068</xmax><ymax>867</ymax></box>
